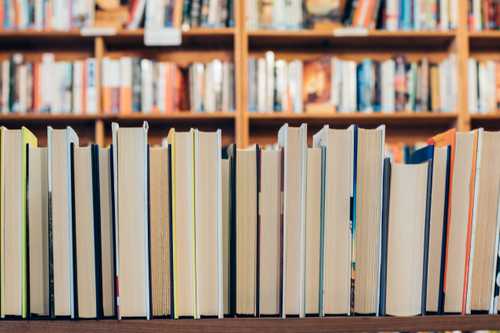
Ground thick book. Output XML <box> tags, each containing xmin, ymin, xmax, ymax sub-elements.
<box><xmin>74</xmin><ymin>145</ymin><xmax>103</xmax><ymax>319</ymax></box>
<box><xmin>221</xmin><ymin>156</ymin><xmax>231</xmax><ymax>316</ymax></box>
<box><xmin>429</xmin><ymin>129</ymin><xmax>480</xmax><ymax>314</ymax></box>
<box><xmin>27</xmin><ymin>146</ymin><xmax>49</xmax><ymax>317</ymax></box>
<box><xmin>353</xmin><ymin>125</ymin><xmax>385</xmax><ymax>315</ymax></box>
<box><xmin>277</xmin><ymin>123</ymin><xmax>307</xmax><ymax>318</ymax></box>
<box><xmin>98</xmin><ymin>147</ymin><xmax>116</xmax><ymax>317</ymax></box>
<box><xmin>235</xmin><ymin>145</ymin><xmax>259</xmax><ymax>316</ymax></box>
<box><xmin>313</xmin><ymin>125</ymin><xmax>354</xmax><ymax>316</ymax></box>
<box><xmin>111</xmin><ymin>122</ymin><xmax>151</xmax><ymax>319</ymax></box>
<box><xmin>149</xmin><ymin>145</ymin><xmax>171</xmax><ymax>318</ymax></box>
<box><xmin>194</xmin><ymin>130</ymin><xmax>223</xmax><ymax>318</ymax></box>
<box><xmin>380</xmin><ymin>158</ymin><xmax>432</xmax><ymax>316</ymax></box>
<box><xmin>258</xmin><ymin>147</ymin><xmax>282</xmax><ymax>316</ymax></box>
<box><xmin>0</xmin><ymin>127</ymin><xmax>37</xmax><ymax>318</ymax></box>
<box><xmin>167</xmin><ymin>129</ymin><xmax>196</xmax><ymax>319</ymax></box>
<box><xmin>304</xmin><ymin>147</ymin><xmax>322</xmax><ymax>316</ymax></box>
<box><xmin>47</xmin><ymin>126</ymin><xmax>79</xmax><ymax>319</ymax></box>
<box><xmin>469</xmin><ymin>131</ymin><xmax>500</xmax><ymax>313</ymax></box>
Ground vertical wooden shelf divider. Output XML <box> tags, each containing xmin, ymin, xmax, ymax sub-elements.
<box><xmin>235</xmin><ymin>0</ymin><xmax>249</xmax><ymax>147</ymax></box>
<box><xmin>94</xmin><ymin>36</ymin><xmax>105</xmax><ymax>145</ymax></box>
<box><xmin>455</xmin><ymin>0</ymin><xmax>471</xmax><ymax>132</ymax></box>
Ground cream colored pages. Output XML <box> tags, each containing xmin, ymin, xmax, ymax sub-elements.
<box><xmin>195</xmin><ymin>131</ymin><xmax>220</xmax><ymax>316</ymax></box>
<box><xmin>28</xmin><ymin>147</ymin><xmax>49</xmax><ymax>316</ymax></box>
<box><xmin>117</xmin><ymin>127</ymin><xmax>149</xmax><ymax>317</ymax></box>
<box><xmin>98</xmin><ymin>147</ymin><xmax>115</xmax><ymax>317</ymax></box>
<box><xmin>386</xmin><ymin>163</ymin><xmax>428</xmax><ymax>316</ymax></box>
<box><xmin>170</xmin><ymin>131</ymin><xmax>196</xmax><ymax>317</ymax></box>
<box><xmin>444</xmin><ymin>131</ymin><xmax>475</xmax><ymax>313</ymax></box>
<box><xmin>3</xmin><ymin>131</ymin><xmax>22</xmax><ymax>315</ymax></box>
<box><xmin>319</xmin><ymin>128</ymin><xmax>353</xmax><ymax>315</ymax></box>
<box><xmin>426</xmin><ymin>146</ymin><xmax>448</xmax><ymax>312</ymax></box>
<box><xmin>470</xmin><ymin>131</ymin><xmax>500</xmax><ymax>311</ymax></box>
<box><xmin>236</xmin><ymin>147</ymin><xmax>257</xmax><ymax>315</ymax></box>
<box><xmin>221</xmin><ymin>159</ymin><xmax>230</xmax><ymax>315</ymax></box>
<box><xmin>354</xmin><ymin>127</ymin><xmax>384</xmax><ymax>314</ymax></box>
<box><xmin>150</xmin><ymin>146</ymin><xmax>170</xmax><ymax>317</ymax></box>
<box><xmin>278</xmin><ymin>124</ymin><xmax>307</xmax><ymax>317</ymax></box>
<box><xmin>74</xmin><ymin>147</ymin><xmax>97</xmax><ymax>318</ymax></box>
<box><xmin>49</xmin><ymin>128</ymin><xmax>78</xmax><ymax>317</ymax></box>
<box><xmin>305</xmin><ymin>148</ymin><xmax>321</xmax><ymax>314</ymax></box>
<box><xmin>259</xmin><ymin>149</ymin><xmax>281</xmax><ymax>315</ymax></box>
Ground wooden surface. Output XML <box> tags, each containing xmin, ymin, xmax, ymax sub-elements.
<box><xmin>0</xmin><ymin>1</ymin><xmax>499</xmax><ymax>147</ymax></box>
<box><xmin>0</xmin><ymin>315</ymin><xmax>500</xmax><ymax>333</ymax></box>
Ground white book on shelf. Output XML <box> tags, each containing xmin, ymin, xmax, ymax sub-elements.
<box><xmin>288</xmin><ymin>60</ymin><xmax>303</xmax><ymax>114</ymax></box>
<box><xmin>246</xmin><ymin>0</ymin><xmax>259</xmax><ymax>30</ymax></box>
<box><xmin>257</xmin><ymin>58</ymin><xmax>267</xmax><ymax>113</ymax></box>
<box><xmin>285</xmin><ymin>0</ymin><xmax>303</xmax><ymax>29</ymax></box>
<box><xmin>449</xmin><ymin>0</ymin><xmax>458</xmax><ymax>29</ymax></box>
<box><xmin>381</xmin><ymin>59</ymin><xmax>395</xmax><ymax>113</ymax></box>
<box><xmin>478</xmin><ymin>61</ymin><xmax>487</xmax><ymax>114</ymax></box>
<box><xmin>473</xmin><ymin>0</ymin><xmax>482</xmax><ymax>31</ymax></box>
<box><xmin>265</xmin><ymin>51</ymin><xmax>275</xmax><ymax>113</ymax></box>
<box><xmin>86</xmin><ymin>58</ymin><xmax>98</xmax><ymax>115</ymax></box>
<box><xmin>487</xmin><ymin>61</ymin><xmax>497</xmax><ymax>113</ymax></box>
<box><xmin>467</xmin><ymin>58</ymin><xmax>478</xmax><ymax>114</ymax></box>
<box><xmin>384</xmin><ymin>0</ymin><xmax>399</xmax><ymax>31</ymax></box>
<box><xmin>141</xmin><ymin>59</ymin><xmax>154</xmax><ymax>113</ymax></box>
<box><xmin>413</xmin><ymin>0</ymin><xmax>421</xmax><ymax>30</ymax></box>
<box><xmin>157</xmin><ymin>63</ymin><xmax>166</xmax><ymax>113</ymax></box>
<box><xmin>272</xmin><ymin>0</ymin><xmax>287</xmax><ymax>29</ymax></box>
<box><xmin>34</xmin><ymin>0</ymin><xmax>44</xmax><ymax>29</ymax></box>
<box><xmin>208</xmin><ymin>0</ymin><xmax>220</xmax><ymax>26</ymax></box>
<box><xmin>440</xmin><ymin>0</ymin><xmax>450</xmax><ymax>30</ymax></box>
<box><xmin>72</xmin><ymin>61</ymin><xmax>83</xmax><ymax>115</ymax></box>
<box><xmin>40</xmin><ymin>53</ymin><xmax>55</xmax><ymax>113</ymax></box>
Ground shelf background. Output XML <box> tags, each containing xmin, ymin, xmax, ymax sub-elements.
<box><xmin>0</xmin><ymin>1</ymin><xmax>498</xmax><ymax>147</ymax></box>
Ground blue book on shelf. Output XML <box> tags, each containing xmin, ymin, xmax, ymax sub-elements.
<box><xmin>357</xmin><ymin>59</ymin><xmax>373</xmax><ymax>112</ymax></box>
<box><xmin>399</xmin><ymin>0</ymin><xmax>412</xmax><ymax>30</ymax></box>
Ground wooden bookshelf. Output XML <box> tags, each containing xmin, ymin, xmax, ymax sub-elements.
<box><xmin>0</xmin><ymin>0</ymin><xmax>497</xmax><ymax>149</ymax></box>
<box><xmin>0</xmin><ymin>315</ymin><xmax>500</xmax><ymax>332</ymax></box>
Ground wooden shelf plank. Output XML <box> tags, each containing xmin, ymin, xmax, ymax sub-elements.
<box><xmin>110</xmin><ymin>112</ymin><xmax>236</xmax><ymax>122</ymax></box>
<box><xmin>469</xmin><ymin>30</ymin><xmax>500</xmax><ymax>50</ymax></box>
<box><xmin>1</xmin><ymin>315</ymin><xmax>500</xmax><ymax>333</ymax></box>
<box><xmin>248</xmin><ymin>29</ymin><xmax>456</xmax><ymax>50</ymax></box>
<box><xmin>248</xmin><ymin>112</ymin><xmax>458</xmax><ymax>126</ymax></box>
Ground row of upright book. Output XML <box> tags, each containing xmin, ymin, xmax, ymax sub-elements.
<box><xmin>2</xmin><ymin>122</ymin><xmax>500</xmax><ymax>319</ymax></box>
<box><xmin>0</xmin><ymin>0</ymin><xmax>234</xmax><ymax>31</ymax></box>
<box><xmin>248</xmin><ymin>52</ymin><xmax>457</xmax><ymax>114</ymax></box>
<box><xmin>102</xmin><ymin>57</ymin><xmax>235</xmax><ymax>114</ymax></box>
<box><xmin>468</xmin><ymin>58</ymin><xmax>500</xmax><ymax>114</ymax></box>
<box><xmin>0</xmin><ymin>53</ymin><xmax>235</xmax><ymax>114</ymax></box>
<box><xmin>469</xmin><ymin>0</ymin><xmax>500</xmax><ymax>31</ymax></box>
<box><xmin>247</xmin><ymin>0</ymin><xmax>458</xmax><ymax>31</ymax></box>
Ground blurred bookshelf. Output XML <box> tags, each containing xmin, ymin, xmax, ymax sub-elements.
<box><xmin>0</xmin><ymin>0</ymin><xmax>498</xmax><ymax>150</ymax></box>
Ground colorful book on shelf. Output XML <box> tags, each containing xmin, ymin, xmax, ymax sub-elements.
<box><xmin>302</xmin><ymin>57</ymin><xmax>332</xmax><ymax>113</ymax></box>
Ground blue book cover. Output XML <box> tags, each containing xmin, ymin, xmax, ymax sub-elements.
<box><xmin>399</xmin><ymin>0</ymin><xmax>412</xmax><ymax>30</ymax></box>
<box><xmin>357</xmin><ymin>60</ymin><xmax>374</xmax><ymax>112</ymax></box>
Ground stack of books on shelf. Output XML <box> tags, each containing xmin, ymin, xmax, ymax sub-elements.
<box><xmin>2</xmin><ymin>122</ymin><xmax>500</xmax><ymax>320</ymax></box>
<box><xmin>246</xmin><ymin>0</ymin><xmax>457</xmax><ymax>31</ymax></box>
<box><xmin>248</xmin><ymin>52</ymin><xmax>457</xmax><ymax>114</ymax></box>
<box><xmin>468</xmin><ymin>58</ymin><xmax>500</xmax><ymax>114</ymax></box>
<box><xmin>0</xmin><ymin>0</ymin><xmax>234</xmax><ymax>31</ymax></box>
<box><xmin>0</xmin><ymin>53</ymin><xmax>98</xmax><ymax>115</ymax></box>
<box><xmin>469</xmin><ymin>0</ymin><xmax>500</xmax><ymax>31</ymax></box>
<box><xmin>101</xmin><ymin>57</ymin><xmax>235</xmax><ymax>114</ymax></box>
